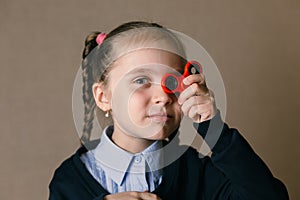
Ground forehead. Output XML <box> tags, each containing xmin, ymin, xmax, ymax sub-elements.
<box><xmin>111</xmin><ymin>49</ymin><xmax>184</xmax><ymax>76</ymax></box>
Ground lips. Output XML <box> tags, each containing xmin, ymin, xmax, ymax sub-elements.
<box><xmin>148</xmin><ymin>112</ymin><xmax>172</xmax><ymax>122</ymax></box>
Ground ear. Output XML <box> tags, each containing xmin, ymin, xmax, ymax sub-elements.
<box><xmin>92</xmin><ymin>82</ymin><xmax>111</xmax><ymax>112</ymax></box>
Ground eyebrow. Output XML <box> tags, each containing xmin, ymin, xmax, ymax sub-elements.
<box><xmin>125</xmin><ymin>67</ymin><xmax>157</xmax><ymax>77</ymax></box>
<box><xmin>125</xmin><ymin>64</ymin><xmax>184</xmax><ymax>77</ymax></box>
<box><xmin>127</xmin><ymin>68</ymin><xmax>152</xmax><ymax>75</ymax></box>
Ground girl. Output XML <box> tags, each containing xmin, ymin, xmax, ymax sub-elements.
<box><xmin>49</xmin><ymin>21</ymin><xmax>288</xmax><ymax>200</ymax></box>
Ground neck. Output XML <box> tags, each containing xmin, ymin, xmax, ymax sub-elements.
<box><xmin>111</xmin><ymin>125</ymin><xmax>155</xmax><ymax>154</ymax></box>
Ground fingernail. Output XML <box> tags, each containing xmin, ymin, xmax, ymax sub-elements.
<box><xmin>183</xmin><ymin>77</ymin><xmax>188</xmax><ymax>85</ymax></box>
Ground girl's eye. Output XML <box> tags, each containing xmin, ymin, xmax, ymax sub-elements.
<box><xmin>133</xmin><ymin>77</ymin><xmax>150</xmax><ymax>85</ymax></box>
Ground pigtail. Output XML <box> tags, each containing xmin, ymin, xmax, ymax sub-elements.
<box><xmin>81</xmin><ymin>32</ymin><xmax>100</xmax><ymax>143</ymax></box>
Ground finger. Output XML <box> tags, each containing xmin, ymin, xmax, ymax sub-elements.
<box><xmin>188</xmin><ymin>104</ymin><xmax>210</xmax><ymax>122</ymax></box>
<box><xmin>188</xmin><ymin>103</ymin><xmax>215</xmax><ymax>123</ymax></box>
<box><xmin>139</xmin><ymin>192</ymin><xmax>161</xmax><ymax>200</ymax></box>
<box><xmin>183</xmin><ymin>73</ymin><xmax>206</xmax><ymax>86</ymax></box>
<box><xmin>178</xmin><ymin>83</ymin><xmax>209</xmax><ymax>105</ymax></box>
<box><xmin>184</xmin><ymin>74</ymin><xmax>209</xmax><ymax>95</ymax></box>
<box><xmin>179</xmin><ymin>74</ymin><xmax>208</xmax><ymax>103</ymax></box>
<box><xmin>181</xmin><ymin>95</ymin><xmax>211</xmax><ymax>116</ymax></box>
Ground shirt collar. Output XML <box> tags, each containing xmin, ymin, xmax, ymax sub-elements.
<box><xmin>92</xmin><ymin>126</ymin><xmax>163</xmax><ymax>185</ymax></box>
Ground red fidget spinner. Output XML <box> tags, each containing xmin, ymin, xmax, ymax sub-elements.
<box><xmin>161</xmin><ymin>60</ymin><xmax>203</xmax><ymax>95</ymax></box>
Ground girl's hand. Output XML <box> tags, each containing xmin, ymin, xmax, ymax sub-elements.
<box><xmin>104</xmin><ymin>191</ymin><xmax>161</xmax><ymax>200</ymax></box>
<box><xmin>178</xmin><ymin>74</ymin><xmax>217</xmax><ymax>123</ymax></box>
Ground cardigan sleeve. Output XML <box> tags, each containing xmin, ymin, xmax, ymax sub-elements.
<box><xmin>48</xmin><ymin>150</ymin><xmax>109</xmax><ymax>200</ymax></box>
<box><xmin>193</xmin><ymin>111</ymin><xmax>289</xmax><ymax>200</ymax></box>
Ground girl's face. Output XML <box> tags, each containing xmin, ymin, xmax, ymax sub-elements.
<box><xmin>106</xmin><ymin>49</ymin><xmax>183</xmax><ymax>140</ymax></box>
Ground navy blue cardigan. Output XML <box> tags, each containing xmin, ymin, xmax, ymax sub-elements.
<box><xmin>49</xmin><ymin>113</ymin><xmax>289</xmax><ymax>200</ymax></box>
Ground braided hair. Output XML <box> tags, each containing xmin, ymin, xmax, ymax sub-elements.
<box><xmin>81</xmin><ymin>32</ymin><xmax>100</xmax><ymax>142</ymax></box>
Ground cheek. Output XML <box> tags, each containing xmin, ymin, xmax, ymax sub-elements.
<box><xmin>173</xmin><ymin>103</ymin><xmax>183</xmax><ymax>124</ymax></box>
<box><xmin>172</xmin><ymin>101</ymin><xmax>182</xmax><ymax>114</ymax></box>
<box><xmin>128</xmin><ymin>91</ymin><xmax>149</xmax><ymax>113</ymax></box>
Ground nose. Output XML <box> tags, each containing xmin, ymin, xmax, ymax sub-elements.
<box><xmin>151</xmin><ymin>84</ymin><xmax>173</xmax><ymax>105</ymax></box>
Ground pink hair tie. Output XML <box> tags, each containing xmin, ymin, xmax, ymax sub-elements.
<box><xmin>96</xmin><ymin>33</ymin><xmax>107</xmax><ymax>45</ymax></box>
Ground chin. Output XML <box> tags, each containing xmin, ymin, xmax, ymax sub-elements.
<box><xmin>146</xmin><ymin>127</ymin><xmax>177</xmax><ymax>141</ymax></box>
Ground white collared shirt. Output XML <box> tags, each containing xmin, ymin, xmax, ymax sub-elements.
<box><xmin>80</xmin><ymin>126</ymin><xmax>163</xmax><ymax>193</ymax></box>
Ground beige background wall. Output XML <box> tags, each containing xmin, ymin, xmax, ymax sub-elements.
<box><xmin>1</xmin><ymin>0</ymin><xmax>299</xmax><ymax>199</ymax></box>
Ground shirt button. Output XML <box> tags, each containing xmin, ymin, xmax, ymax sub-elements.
<box><xmin>134</xmin><ymin>156</ymin><xmax>142</xmax><ymax>163</ymax></box>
